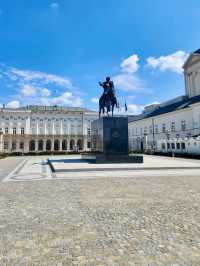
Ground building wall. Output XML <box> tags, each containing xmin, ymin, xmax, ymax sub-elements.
<box><xmin>0</xmin><ymin>108</ymin><xmax>98</xmax><ymax>153</ymax></box>
<box><xmin>128</xmin><ymin>103</ymin><xmax>200</xmax><ymax>152</ymax></box>
<box><xmin>184</xmin><ymin>55</ymin><xmax>200</xmax><ymax>98</ymax></box>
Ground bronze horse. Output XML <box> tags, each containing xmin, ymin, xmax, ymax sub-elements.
<box><xmin>98</xmin><ymin>77</ymin><xmax>117</xmax><ymax>118</ymax></box>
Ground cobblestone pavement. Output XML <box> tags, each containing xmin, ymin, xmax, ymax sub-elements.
<box><xmin>0</xmin><ymin>170</ymin><xmax>200</xmax><ymax>265</ymax></box>
<box><xmin>0</xmin><ymin>157</ymin><xmax>24</xmax><ymax>181</ymax></box>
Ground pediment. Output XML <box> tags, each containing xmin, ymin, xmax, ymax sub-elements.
<box><xmin>183</xmin><ymin>54</ymin><xmax>200</xmax><ymax>70</ymax></box>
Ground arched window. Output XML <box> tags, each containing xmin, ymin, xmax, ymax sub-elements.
<box><xmin>46</xmin><ymin>139</ymin><xmax>51</xmax><ymax>151</ymax></box>
<box><xmin>38</xmin><ymin>140</ymin><xmax>43</xmax><ymax>151</ymax></box>
<box><xmin>70</xmin><ymin>139</ymin><xmax>75</xmax><ymax>150</ymax></box>
<box><xmin>54</xmin><ymin>139</ymin><xmax>60</xmax><ymax>151</ymax></box>
<box><xmin>62</xmin><ymin>140</ymin><xmax>68</xmax><ymax>150</ymax></box>
<box><xmin>29</xmin><ymin>140</ymin><xmax>35</xmax><ymax>151</ymax></box>
<box><xmin>77</xmin><ymin>139</ymin><xmax>83</xmax><ymax>150</ymax></box>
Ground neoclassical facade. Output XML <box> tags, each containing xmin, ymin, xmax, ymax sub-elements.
<box><xmin>128</xmin><ymin>49</ymin><xmax>200</xmax><ymax>155</ymax></box>
<box><xmin>0</xmin><ymin>106</ymin><xmax>98</xmax><ymax>153</ymax></box>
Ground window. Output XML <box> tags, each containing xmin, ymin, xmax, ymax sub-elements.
<box><xmin>181</xmin><ymin>143</ymin><xmax>186</xmax><ymax>150</ymax></box>
<box><xmin>5</xmin><ymin>127</ymin><xmax>8</xmax><ymax>134</ymax></box>
<box><xmin>12</xmin><ymin>142</ymin><xmax>16</xmax><ymax>150</ymax></box>
<box><xmin>161</xmin><ymin>143</ymin><xmax>166</xmax><ymax>149</ymax></box>
<box><xmin>149</xmin><ymin>126</ymin><xmax>152</xmax><ymax>134</ymax></box>
<box><xmin>20</xmin><ymin>142</ymin><xmax>24</xmax><ymax>149</ymax></box>
<box><xmin>13</xmin><ymin>128</ymin><xmax>16</xmax><ymax>135</ymax></box>
<box><xmin>21</xmin><ymin>128</ymin><xmax>25</xmax><ymax>135</ymax></box>
<box><xmin>4</xmin><ymin>142</ymin><xmax>8</xmax><ymax>150</ymax></box>
<box><xmin>181</xmin><ymin>120</ymin><xmax>186</xmax><ymax>131</ymax></box>
<box><xmin>176</xmin><ymin>143</ymin><xmax>180</xmax><ymax>149</ymax></box>
<box><xmin>167</xmin><ymin>143</ymin><xmax>170</xmax><ymax>149</ymax></box>
<box><xmin>87</xmin><ymin>142</ymin><xmax>91</xmax><ymax>149</ymax></box>
<box><xmin>171</xmin><ymin>122</ymin><xmax>175</xmax><ymax>132</ymax></box>
<box><xmin>162</xmin><ymin>124</ymin><xmax>166</xmax><ymax>133</ymax></box>
<box><xmin>87</xmin><ymin>128</ymin><xmax>91</xmax><ymax>136</ymax></box>
<box><xmin>171</xmin><ymin>143</ymin><xmax>175</xmax><ymax>149</ymax></box>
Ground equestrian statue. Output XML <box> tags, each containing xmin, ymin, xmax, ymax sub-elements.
<box><xmin>98</xmin><ymin>77</ymin><xmax>118</xmax><ymax>117</ymax></box>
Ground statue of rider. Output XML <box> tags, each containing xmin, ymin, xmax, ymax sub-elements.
<box><xmin>98</xmin><ymin>76</ymin><xmax>118</xmax><ymax>117</ymax></box>
<box><xmin>99</xmin><ymin>76</ymin><xmax>115</xmax><ymax>104</ymax></box>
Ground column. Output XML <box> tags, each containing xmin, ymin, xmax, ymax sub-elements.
<box><xmin>16</xmin><ymin>139</ymin><xmax>20</xmax><ymax>152</ymax></box>
<box><xmin>43</xmin><ymin>139</ymin><xmax>46</xmax><ymax>152</ymax></box>
<box><xmin>60</xmin><ymin>120</ymin><xmax>63</xmax><ymax>135</ymax></box>
<box><xmin>36</xmin><ymin>121</ymin><xmax>39</xmax><ymax>136</ymax></box>
<box><xmin>67</xmin><ymin>138</ymin><xmax>70</xmax><ymax>151</ymax></box>
<box><xmin>9</xmin><ymin>138</ymin><xmax>12</xmax><ymax>153</ymax></box>
<box><xmin>0</xmin><ymin>133</ymin><xmax>3</xmax><ymax>153</ymax></box>
<box><xmin>24</xmin><ymin>138</ymin><xmax>29</xmax><ymax>153</ymax></box>
<box><xmin>83</xmin><ymin>138</ymin><xmax>87</xmax><ymax>151</ymax></box>
<box><xmin>51</xmin><ymin>138</ymin><xmax>54</xmax><ymax>152</ymax></box>
<box><xmin>59</xmin><ymin>139</ymin><xmax>62</xmax><ymax>151</ymax></box>
<box><xmin>44</xmin><ymin>123</ymin><xmax>47</xmax><ymax>136</ymax></box>
<box><xmin>35</xmin><ymin>139</ymin><xmax>38</xmax><ymax>152</ymax></box>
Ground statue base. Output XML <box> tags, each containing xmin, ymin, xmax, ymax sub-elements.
<box><xmin>82</xmin><ymin>154</ymin><xmax>143</xmax><ymax>164</ymax></box>
<box><xmin>89</xmin><ymin>116</ymin><xmax>143</xmax><ymax>164</ymax></box>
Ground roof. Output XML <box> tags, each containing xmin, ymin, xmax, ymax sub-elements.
<box><xmin>6</xmin><ymin>105</ymin><xmax>96</xmax><ymax>113</ymax></box>
<box><xmin>0</xmin><ymin>105</ymin><xmax>97</xmax><ymax>114</ymax></box>
<box><xmin>128</xmin><ymin>95</ymin><xmax>200</xmax><ymax>123</ymax></box>
<box><xmin>183</xmin><ymin>48</ymin><xmax>200</xmax><ymax>69</ymax></box>
<box><xmin>194</xmin><ymin>49</ymin><xmax>200</xmax><ymax>54</ymax></box>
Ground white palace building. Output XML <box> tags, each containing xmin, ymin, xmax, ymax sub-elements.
<box><xmin>0</xmin><ymin>106</ymin><xmax>98</xmax><ymax>154</ymax></box>
<box><xmin>128</xmin><ymin>49</ymin><xmax>200</xmax><ymax>155</ymax></box>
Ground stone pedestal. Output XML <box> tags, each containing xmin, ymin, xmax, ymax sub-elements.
<box><xmin>90</xmin><ymin>117</ymin><xmax>143</xmax><ymax>163</ymax></box>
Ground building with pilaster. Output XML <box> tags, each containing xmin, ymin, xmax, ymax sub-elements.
<box><xmin>0</xmin><ymin>105</ymin><xmax>98</xmax><ymax>154</ymax></box>
<box><xmin>128</xmin><ymin>49</ymin><xmax>200</xmax><ymax>155</ymax></box>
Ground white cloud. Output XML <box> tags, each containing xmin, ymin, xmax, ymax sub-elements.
<box><xmin>146</xmin><ymin>51</ymin><xmax>189</xmax><ymax>74</ymax></box>
<box><xmin>50</xmin><ymin>2</ymin><xmax>59</xmax><ymax>9</ymax></box>
<box><xmin>145</xmin><ymin>101</ymin><xmax>160</xmax><ymax>106</ymax></box>
<box><xmin>0</xmin><ymin>64</ymin><xmax>83</xmax><ymax>108</ymax></box>
<box><xmin>40</xmin><ymin>92</ymin><xmax>83</xmax><ymax>107</ymax></box>
<box><xmin>11</xmin><ymin>68</ymin><xmax>72</xmax><ymax>87</ymax></box>
<box><xmin>121</xmin><ymin>54</ymin><xmax>139</xmax><ymax>74</ymax></box>
<box><xmin>7</xmin><ymin>101</ymin><xmax>20</xmax><ymax>108</ymax></box>
<box><xmin>21</xmin><ymin>84</ymin><xmax>37</xmax><ymax>97</ymax></box>
<box><xmin>113</xmin><ymin>73</ymin><xmax>144</xmax><ymax>92</ymax></box>
<box><xmin>91</xmin><ymin>98</ymin><xmax>99</xmax><ymax>104</ymax></box>
<box><xmin>117</xmin><ymin>103</ymin><xmax>144</xmax><ymax>115</ymax></box>
<box><xmin>127</xmin><ymin>104</ymin><xmax>144</xmax><ymax>114</ymax></box>
<box><xmin>20</xmin><ymin>85</ymin><xmax>51</xmax><ymax>98</ymax></box>
<box><xmin>41</xmin><ymin>88</ymin><xmax>51</xmax><ymax>97</ymax></box>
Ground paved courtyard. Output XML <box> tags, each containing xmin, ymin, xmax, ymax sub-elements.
<box><xmin>0</xmin><ymin>155</ymin><xmax>200</xmax><ymax>265</ymax></box>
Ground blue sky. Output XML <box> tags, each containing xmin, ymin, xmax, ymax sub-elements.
<box><xmin>0</xmin><ymin>0</ymin><xmax>199</xmax><ymax>114</ymax></box>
